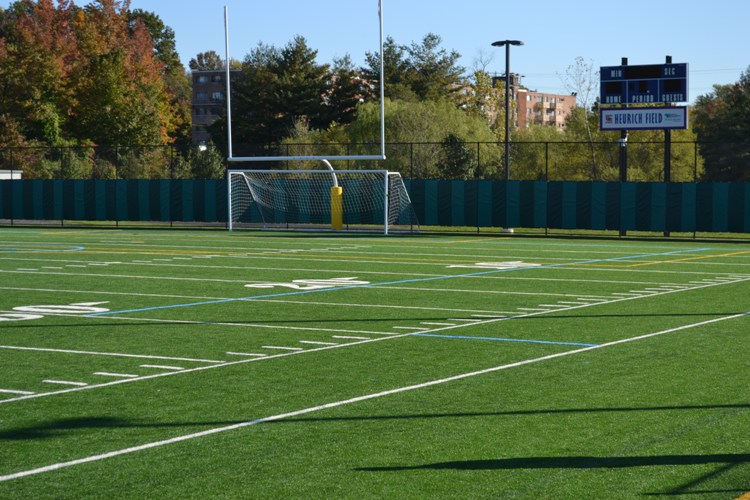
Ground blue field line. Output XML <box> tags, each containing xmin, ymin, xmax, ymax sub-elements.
<box><xmin>88</xmin><ymin>246</ymin><xmax>710</xmax><ymax>317</ymax></box>
<box><xmin>0</xmin><ymin>244</ymin><xmax>85</xmax><ymax>253</ymax></box>
<box><xmin>410</xmin><ymin>333</ymin><xmax>599</xmax><ymax>347</ymax></box>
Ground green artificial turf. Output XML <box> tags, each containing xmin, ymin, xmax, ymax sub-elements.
<box><xmin>0</xmin><ymin>228</ymin><xmax>748</xmax><ymax>498</ymax></box>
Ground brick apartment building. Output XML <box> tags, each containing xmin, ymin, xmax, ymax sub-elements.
<box><xmin>517</xmin><ymin>88</ymin><xmax>576</xmax><ymax>128</ymax></box>
<box><xmin>493</xmin><ymin>73</ymin><xmax>577</xmax><ymax>129</ymax></box>
<box><xmin>191</xmin><ymin>69</ymin><xmax>239</xmax><ymax>146</ymax></box>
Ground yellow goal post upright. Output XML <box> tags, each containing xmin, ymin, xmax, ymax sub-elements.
<box><xmin>222</xmin><ymin>2</ymin><xmax>389</xmax><ymax>231</ymax></box>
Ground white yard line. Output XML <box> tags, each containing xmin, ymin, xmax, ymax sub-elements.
<box><xmin>0</xmin><ymin>345</ymin><xmax>224</xmax><ymax>364</ymax></box>
<box><xmin>93</xmin><ymin>373</ymin><xmax>139</xmax><ymax>379</ymax></box>
<box><xmin>2</xmin><ymin>271</ymin><xmax>745</xmax><ymax>407</ymax></box>
<box><xmin>0</xmin><ymin>389</ymin><xmax>35</xmax><ymax>395</ymax></box>
<box><xmin>2</xmin><ymin>311</ymin><xmax>747</xmax><ymax>483</ymax></box>
<box><xmin>42</xmin><ymin>380</ymin><xmax>88</xmax><ymax>387</ymax></box>
<box><xmin>140</xmin><ymin>365</ymin><xmax>184</xmax><ymax>371</ymax></box>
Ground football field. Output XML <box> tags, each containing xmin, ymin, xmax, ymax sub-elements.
<box><xmin>1</xmin><ymin>228</ymin><xmax>749</xmax><ymax>498</ymax></box>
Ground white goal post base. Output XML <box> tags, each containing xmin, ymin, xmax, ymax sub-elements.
<box><xmin>228</xmin><ymin>170</ymin><xmax>419</xmax><ymax>235</ymax></box>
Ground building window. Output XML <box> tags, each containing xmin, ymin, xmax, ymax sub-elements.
<box><xmin>196</xmin><ymin>75</ymin><xmax>209</xmax><ymax>84</ymax></box>
<box><xmin>196</xmin><ymin>92</ymin><xmax>209</xmax><ymax>101</ymax></box>
<box><xmin>212</xmin><ymin>74</ymin><xmax>223</xmax><ymax>83</ymax></box>
<box><xmin>211</xmin><ymin>91</ymin><xmax>225</xmax><ymax>101</ymax></box>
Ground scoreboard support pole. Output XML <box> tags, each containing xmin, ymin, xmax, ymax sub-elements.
<box><xmin>619</xmin><ymin>58</ymin><xmax>628</xmax><ymax>237</ymax></box>
<box><xmin>663</xmin><ymin>56</ymin><xmax>672</xmax><ymax>237</ymax></box>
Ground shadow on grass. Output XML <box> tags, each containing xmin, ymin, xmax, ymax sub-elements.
<box><xmin>356</xmin><ymin>455</ymin><xmax>750</xmax><ymax>496</ymax></box>
<box><xmin>3</xmin><ymin>403</ymin><xmax>750</xmax><ymax>440</ymax></box>
<box><xmin>354</xmin><ymin>454</ymin><xmax>750</xmax><ymax>471</ymax></box>
<box><xmin>3</xmin><ymin>311</ymin><xmax>745</xmax><ymax>329</ymax></box>
<box><xmin>0</xmin><ymin>416</ymin><xmax>225</xmax><ymax>440</ymax></box>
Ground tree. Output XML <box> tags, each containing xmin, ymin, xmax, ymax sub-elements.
<box><xmin>0</xmin><ymin>0</ymin><xmax>186</xmax><ymax>151</ymax></box>
<box><xmin>692</xmin><ymin>67</ymin><xmax>750</xmax><ymax>181</ymax></box>
<box><xmin>323</xmin><ymin>55</ymin><xmax>367</xmax><ymax>126</ymax></box>
<box><xmin>347</xmin><ymin>99</ymin><xmax>498</xmax><ymax>178</ymax></box>
<box><xmin>189</xmin><ymin>143</ymin><xmax>225</xmax><ymax>179</ymax></box>
<box><xmin>70</xmin><ymin>0</ymin><xmax>172</xmax><ymax>146</ymax></box>
<box><xmin>229</xmin><ymin>36</ymin><xmax>331</xmax><ymax>150</ymax></box>
<box><xmin>438</xmin><ymin>133</ymin><xmax>477</xmax><ymax>179</ymax></box>
<box><xmin>560</xmin><ymin>57</ymin><xmax>601</xmax><ymax>178</ymax></box>
<box><xmin>131</xmin><ymin>8</ymin><xmax>191</xmax><ymax>146</ymax></box>
<box><xmin>364</xmin><ymin>35</ymin><xmax>414</xmax><ymax>101</ymax></box>
<box><xmin>189</xmin><ymin>50</ymin><xmax>225</xmax><ymax>71</ymax></box>
<box><xmin>405</xmin><ymin>33</ymin><xmax>465</xmax><ymax>102</ymax></box>
<box><xmin>463</xmin><ymin>69</ymin><xmax>503</xmax><ymax>129</ymax></box>
<box><xmin>364</xmin><ymin>33</ymin><xmax>465</xmax><ymax>103</ymax></box>
<box><xmin>0</xmin><ymin>0</ymin><xmax>79</xmax><ymax>144</ymax></box>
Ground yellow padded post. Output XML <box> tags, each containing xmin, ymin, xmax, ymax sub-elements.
<box><xmin>330</xmin><ymin>186</ymin><xmax>343</xmax><ymax>230</ymax></box>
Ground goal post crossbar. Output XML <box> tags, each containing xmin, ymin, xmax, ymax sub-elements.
<box><xmin>228</xmin><ymin>155</ymin><xmax>387</xmax><ymax>163</ymax></box>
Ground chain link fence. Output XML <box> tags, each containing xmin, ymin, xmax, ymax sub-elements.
<box><xmin>0</xmin><ymin>140</ymin><xmax>724</xmax><ymax>182</ymax></box>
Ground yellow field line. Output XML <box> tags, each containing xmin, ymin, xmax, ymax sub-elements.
<box><xmin>39</xmin><ymin>246</ymin><xmax>484</xmax><ymax>265</ymax></box>
<box><xmin>624</xmin><ymin>250</ymin><xmax>750</xmax><ymax>268</ymax></box>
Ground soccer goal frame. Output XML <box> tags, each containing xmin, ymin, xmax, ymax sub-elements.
<box><xmin>223</xmin><ymin>1</ymin><xmax>387</xmax><ymax>163</ymax></box>
<box><xmin>227</xmin><ymin>169</ymin><xmax>419</xmax><ymax>235</ymax></box>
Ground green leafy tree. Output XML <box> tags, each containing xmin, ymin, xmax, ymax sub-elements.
<box><xmin>514</xmin><ymin>125</ymin><xmax>568</xmax><ymax>180</ymax></box>
<box><xmin>464</xmin><ymin>70</ymin><xmax>502</xmax><ymax>128</ymax></box>
<box><xmin>323</xmin><ymin>55</ymin><xmax>367</xmax><ymax>126</ymax></box>
<box><xmin>437</xmin><ymin>133</ymin><xmax>477</xmax><ymax>179</ymax></box>
<box><xmin>189</xmin><ymin>143</ymin><xmax>225</xmax><ymax>179</ymax></box>
<box><xmin>229</xmin><ymin>36</ymin><xmax>331</xmax><ymax>150</ymax></box>
<box><xmin>692</xmin><ymin>67</ymin><xmax>750</xmax><ymax>181</ymax></box>
<box><xmin>189</xmin><ymin>50</ymin><xmax>225</xmax><ymax>71</ymax></box>
<box><xmin>348</xmin><ymin>99</ymin><xmax>497</xmax><ymax>178</ymax></box>
<box><xmin>364</xmin><ymin>36</ymin><xmax>415</xmax><ymax>101</ymax></box>
<box><xmin>131</xmin><ymin>8</ymin><xmax>191</xmax><ymax>147</ymax></box>
<box><xmin>559</xmin><ymin>57</ymin><xmax>600</xmax><ymax>178</ymax></box>
<box><xmin>364</xmin><ymin>33</ymin><xmax>465</xmax><ymax>103</ymax></box>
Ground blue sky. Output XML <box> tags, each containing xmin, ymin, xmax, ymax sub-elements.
<box><xmin>3</xmin><ymin>0</ymin><xmax>748</xmax><ymax>103</ymax></box>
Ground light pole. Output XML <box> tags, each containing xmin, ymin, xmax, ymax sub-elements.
<box><xmin>491</xmin><ymin>40</ymin><xmax>523</xmax><ymax>181</ymax></box>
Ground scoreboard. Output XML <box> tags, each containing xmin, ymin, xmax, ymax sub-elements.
<box><xmin>600</xmin><ymin>63</ymin><xmax>688</xmax><ymax>105</ymax></box>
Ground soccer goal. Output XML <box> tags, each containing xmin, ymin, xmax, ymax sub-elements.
<box><xmin>228</xmin><ymin>169</ymin><xmax>419</xmax><ymax>234</ymax></box>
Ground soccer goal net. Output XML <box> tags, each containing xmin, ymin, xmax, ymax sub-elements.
<box><xmin>228</xmin><ymin>170</ymin><xmax>419</xmax><ymax>234</ymax></box>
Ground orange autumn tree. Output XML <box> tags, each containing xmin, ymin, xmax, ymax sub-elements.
<box><xmin>0</xmin><ymin>0</ymin><xmax>183</xmax><ymax>148</ymax></box>
<box><xmin>69</xmin><ymin>0</ymin><xmax>174</xmax><ymax>146</ymax></box>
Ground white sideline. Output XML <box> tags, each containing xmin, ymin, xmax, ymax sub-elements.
<box><xmin>1</xmin><ymin>311</ymin><xmax>748</xmax><ymax>483</ymax></box>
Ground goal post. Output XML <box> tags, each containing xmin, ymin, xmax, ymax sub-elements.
<box><xmin>227</xmin><ymin>169</ymin><xmax>419</xmax><ymax>234</ymax></box>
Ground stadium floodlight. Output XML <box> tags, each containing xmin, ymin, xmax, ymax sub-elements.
<box><xmin>223</xmin><ymin>2</ymin><xmax>387</xmax><ymax>163</ymax></box>
<box><xmin>491</xmin><ymin>39</ymin><xmax>523</xmax><ymax>181</ymax></box>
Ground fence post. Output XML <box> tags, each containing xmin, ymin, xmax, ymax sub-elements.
<box><xmin>410</xmin><ymin>143</ymin><xmax>414</xmax><ymax>179</ymax></box>
<box><xmin>10</xmin><ymin>149</ymin><xmax>14</xmax><ymax>226</ymax></box>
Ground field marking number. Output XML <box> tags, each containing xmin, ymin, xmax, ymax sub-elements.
<box><xmin>1</xmin><ymin>302</ymin><xmax>110</xmax><ymax>322</ymax></box>
<box><xmin>245</xmin><ymin>277</ymin><xmax>370</xmax><ymax>291</ymax></box>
